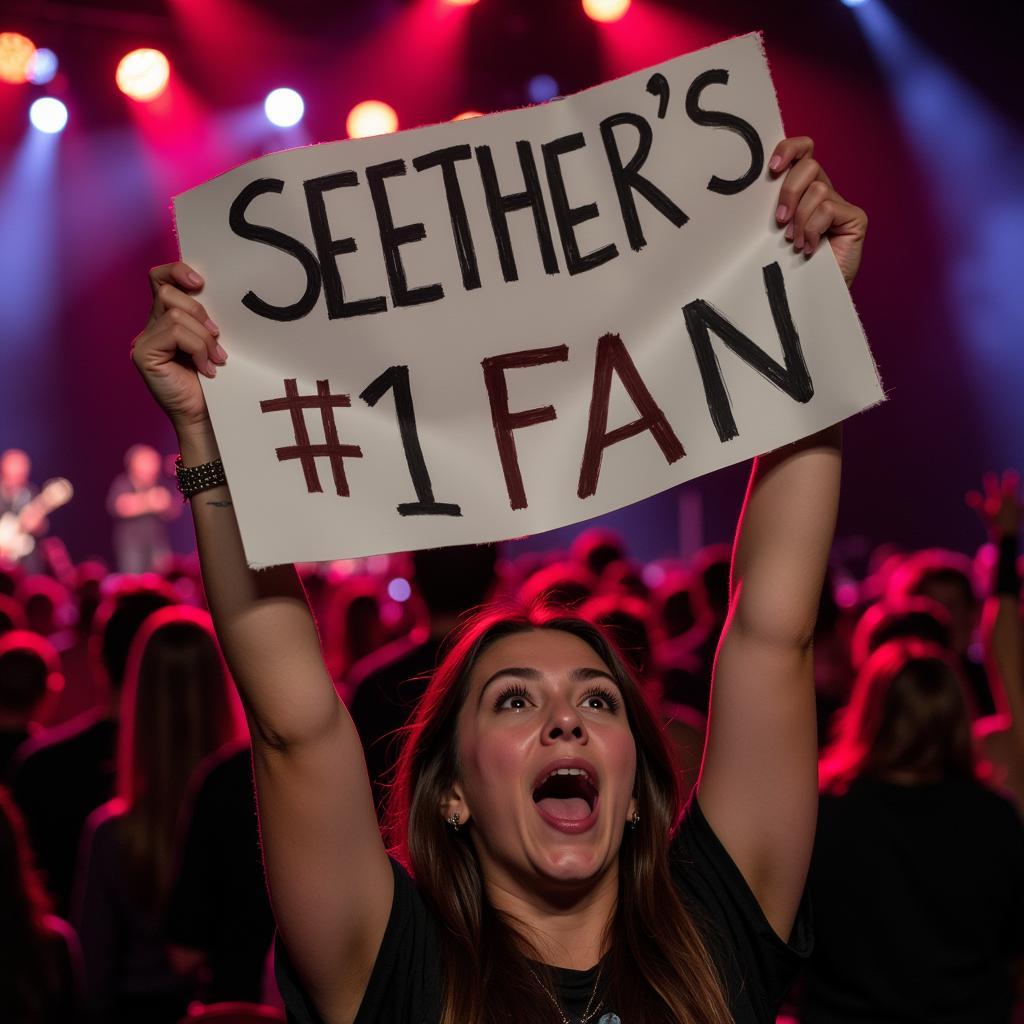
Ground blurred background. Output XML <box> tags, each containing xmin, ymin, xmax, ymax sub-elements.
<box><xmin>0</xmin><ymin>0</ymin><xmax>1021</xmax><ymax>566</ymax></box>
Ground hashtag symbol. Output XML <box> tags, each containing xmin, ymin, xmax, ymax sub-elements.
<box><xmin>259</xmin><ymin>379</ymin><xmax>363</xmax><ymax>496</ymax></box>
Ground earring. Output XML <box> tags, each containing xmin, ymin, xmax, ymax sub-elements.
<box><xmin>446</xmin><ymin>812</ymin><xmax>461</xmax><ymax>833</ymax></box>
<box><xmin>628</xmin><ymin>810</ymin><xmax>640</xmax><ymax>831</ymax></box>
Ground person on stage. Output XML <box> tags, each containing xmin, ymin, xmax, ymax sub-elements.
<box><xmin>106</xmin><ymin>443</ymin><xmax>179</xmax><ymax>575</ymax></box>
<box><xmin>0</xmin><ymin>448</ymin><xmax>47</xmax><ymax>573</ymax></box>
<box><xmin>131</xmin><ymin>136</ymin><xmax>866</xmax><ymax>1024</ymax></box>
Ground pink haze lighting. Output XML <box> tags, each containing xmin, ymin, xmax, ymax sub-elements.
<box><xmin>346</xmin><ymin>100</ymin><xmax>399</xmax><ymax>139</ymax></box>
<box><xmin>582</xmin><ymin>0</ymin><xmax>631</xmax><ymax>23</ymax></box>
<box><xmin>116</xmin><ymin>48</ymin><xmax>171</xmax><ymax>102</ymax></box>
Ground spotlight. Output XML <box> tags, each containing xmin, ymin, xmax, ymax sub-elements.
<box><xmin>0</xmin><ymin>31</ymin><xmax>36</xmax><ymax>84</ymax></box>
<box><xmin>26</xmin><ymin>47</ymin><xmax>58</xmax><ymax>85</ymax></box>
<box><xmin>840</xmin><ymin>0</ymin><xmax>871</xmax><ymax>5</ymax></box>
<box><xmin>115</xmin><ymin>48</ymin><xmax>170</xmax><ymax>102</ymax></box>
<box><xmin>29</xmin><ymin>97</ymin><xmax>68</xmax><ymax>134</ymax></box>
<box><xmin>527</xmin><ymin>74</ymin><xmax>559</xmax><ymax>103</ymax></box>
<box><xmin>265</xmin><ymin>88</ymin><xmax>304</xmax><ymax>128</ymax></box>
<box><xmin>387</xmin><ymin>577</ymin><xmax>412</xmax><ymax>602</ymax></box>
<box><xmin>346</xmin><ymin>100</ymin><xmax>398</xmax><ymax>139</ymax></box>
<box><xmin>453</xmin><ymin>110</ymin><xmax>483</xmax><ymax>120</ymax></box>
<box><xmin>444</xmin><ymin>0</ymin><xmax>479</xmax><ymax>5</ymax></box>
<box><xmin>582</xmin><ymin>0</ymin><xmax>631</xmax><ymax>23</ymax></box>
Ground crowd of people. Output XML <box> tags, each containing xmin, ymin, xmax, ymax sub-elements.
<box><xmin>0</xmin><ymin>470</ymin><xmax>1021</xmax><ymax>1022</ymax></box>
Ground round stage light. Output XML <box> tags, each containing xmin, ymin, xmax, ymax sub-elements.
<box><xmin>115</xmin><ymin>48</ymin><xmax>170</xmax><ymax>102</ymax></box>
<box><xmin>29</xmin><ymin>97</ymin><xmax>68</xmax><ymax>134</ymax></box>
<box><xmin>840</xmin><ymin>0</ymin><xmax>871</xmax><ymax>6</ymax></box>
<box><xmin>0</xmin><ymin>31</ymin><xmax>36</xmax><ymax>84</ymax></box>
<box><xmin>582</xmin><ymin>0</ymin><xmax>631</xmax><ymax>23</ymax></box>
<box><xmin>27</xmin><ymin>47</ymin><xmax>58</xmax><ymax>85</ymax></box>
<box><xmin>527</xmin><ymin>74</ymin><xmax>559</xmax><ymax>104</ymax></box>
<box><xmin>265</xmin><ymin>88</ymin><xmax>304</xmax><ymax>128</ymax></box>
<box><xmin>387</xmin><ymin>577</ymin><xmax>412</xmax><ymax>602</ymax></box>
<box><xmin>453</xmin><ymin>110</ymin><xmax>482</xmax><ymax>120</ymax></box>
<box><xmin>444</xmin><ymin>0</ymin><xmax>479</xmax><ymax>5</ymax></box>
<box><xmin>346</xmin><ymin>100</ymin><xmax>398</xmax><ymax>139</ymax></box>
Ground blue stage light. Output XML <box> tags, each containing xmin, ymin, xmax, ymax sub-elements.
<box><xmin>264</xmin><ymin>88</ymin><xmax>304</xmax><ymax>128</ymax></box>
<box><xmin>27</xmin><ymin>48</ymin><xmax>58</xmax><ymax>85</ymax></box>
<box><xmin>29</xmin><ymin>97</ymin><xmax>67</xmax><ymax>134</ymax></box>
<box><xmin>527</xmin><ymin>74</ymin><xmax>559</xmax><ymax>103</ymax></box>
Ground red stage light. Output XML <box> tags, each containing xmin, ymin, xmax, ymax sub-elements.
<box><xmin>453</xmin><ymin>110</ymin><xmax>482</xmax><ymax>120</ymax></box>
<box><xmin>346</xmin><ymin>100</ymin><xmax>399</xmax><ymax>139</ymax></box>
<box><xmin>582</xmin><ymin>0</ymin><xmax>631</xmax><ymax>23</ymax></box>
<box><xmin>116</xmin><ymin>48</ymin><xmax>170</xmax><ymax>102</ymax></box>
<box><xmin>444</xmin><ymin>0</ymin><xmax>480</xmax><ymax>6</ymax></box>
<box><xmin>0</xmin><ymin>32</ymin><xmax>36</xmax><ymax>84</ymax></box>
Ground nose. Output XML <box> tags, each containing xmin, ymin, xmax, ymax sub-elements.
<box><xmin>542</xmin><ymin>700</ymin><xmax>587</xmax><ymax>744</ymax></box>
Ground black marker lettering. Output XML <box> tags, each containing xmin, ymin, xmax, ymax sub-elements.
<box><xmin>682</xmin><ymin>261</ymin><xmax>813</xmax><ymax>442</ymax></box>
<box><xmin>600</xmin><ymin>112</ymin><xmax>688</xmax><ymax>251</ymax></box>
<box><xmin>684</xmin><ymin>68</ymin><xmax>764</xmax><ymax>196</ymax></box>
<box><xmin>228</xmin><ymin>178</ymin><xmax>321</xmax><ymax>322</ymax></box>
<box><xmin>303</xmin><ymin>171</ymin><xmax>388</xmax><ymax>319</ymax></box>
<box><xmin>475</xmin><ymin>142</ymin><xmax>560</xmax><ymax>282</ymax></box>
<box><xmin>541</xmin><ymin>132</ymin><xmax>618</xmax><ymax>275</ymax></box>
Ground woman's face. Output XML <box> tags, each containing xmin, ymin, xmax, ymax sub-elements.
<box><xmin>453</xmin><ymin>628</ymin><xmax>638</xmax><ymax>893</ymax></box>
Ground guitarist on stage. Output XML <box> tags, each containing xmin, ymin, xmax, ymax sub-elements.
<box><xmin>0</xmin><ymin>449</ymin><xmax>47</xmax><ymax>572</ymax></box>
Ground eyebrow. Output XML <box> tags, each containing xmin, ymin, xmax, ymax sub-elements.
<box><xmin>476</xmin><ymin>665</ymin><xmax>619</xmax><ymax>709</ymax></box>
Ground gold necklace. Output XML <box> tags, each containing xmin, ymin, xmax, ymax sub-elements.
<box><xmin>526</xmin><ymin>960</ymin><xmax>605</xmax><ymax>1024</ymax></box>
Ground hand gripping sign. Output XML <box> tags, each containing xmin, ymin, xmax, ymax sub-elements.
<box><xmin>173</xmin><ymin>33</ymin><xmax>883</xmax><ymax>568</ymax></box>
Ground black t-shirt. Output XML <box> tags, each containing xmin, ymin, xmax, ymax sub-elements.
<box><xmin>167</xmin><ymin>741</ymin><xmax>275</xmax><ymax>1003</ymax></box>
<box><xmin>800</xmin><ymin>776</ymin><xmax>1024</xmax><ymax>1024</ymax></box>
<box><xmin>275</xmin><ymin>797</ymin><xmax>811</xmax><ymax>1023</ymax></box>
<box><xmin>11</xmin><ymin>711</ymin><xmax>118</xmax><ymax>915</ymax></box>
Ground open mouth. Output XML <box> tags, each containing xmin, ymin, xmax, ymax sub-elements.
<box><xmin>532</xmin><ymin>767</ymin><xmax>599</xmax><ymax>823</ymax></box>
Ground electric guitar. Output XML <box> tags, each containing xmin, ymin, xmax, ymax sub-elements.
<box><xmin>0</xmin><ymin>478</ymin><xmax>74</xmax><ymax>561</ymax></box>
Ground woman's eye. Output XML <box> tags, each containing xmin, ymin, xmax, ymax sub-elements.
<box><xmin>581</xmin><ymin>688</ymin><xmax>621</xmax><ymax>712</ymax></box>
<box><xmin>494</xmin><ymin>685</ymin><xmax>532</xmax><ymax>711</ymax></box>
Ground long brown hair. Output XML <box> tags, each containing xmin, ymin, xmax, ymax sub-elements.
<box><xmin>0</xmin><ymin>788</ymin><xmax>66</xmax><ymax>1022</ymax></box>
<box><xmin>386</xmin><ymin>604</ymin><xmax>731</xmax><ymax>1024</ymax></box>
<box><xmin>117</xmin><ymin>605</ymin><xmax>241</xmax><ymax>910</ymax></box>
<box><xmin>820</xmin><ymin>638</ymin><xmax>979</xmax><ymax>793</ymax></box>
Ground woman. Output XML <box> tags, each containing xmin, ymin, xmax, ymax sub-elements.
<box><xmin>131</xmin><ymin>136</ymin><xmax>863</xmax><ymax>1023</ymax></box>
<box><xmin>0</xmin><ymin>786</ymin><xmax>82</xmax><ymax>1023</ymax></box>
<box><xmin>73</xmin><ymin>605</ymin><xmax>243</xmax><ymax>1022</ymax></box>
<box><xmin>806</xmin><ymin>639</ymin><xmax>1024</xmax><ymax>1022</ymax></box>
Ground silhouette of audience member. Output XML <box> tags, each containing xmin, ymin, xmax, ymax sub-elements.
<box><xmin>11</xmin><ymin>579</ymin><xmax>174</xmax><ymax>913</ymax></box>
<box><xmin>570</xmin><ymin>527</ymin><xmax>626</xmax><ymax>579</ymax></box>
<box><xmin>0</xmin><ymin>592</ymin><xmax>28</xmax><ymax>636</ymax></box>
<box><xmin>888</xmin><ymin>547</ymin><xmax>994</xmax><ymax>714</ymax></box>
<box><xmin>0</xmin><ymin>787</ymin><xmax>82</xmax><ymax>1023</ymax></box>
<box><xmin>802</xmin><ymin>640</ymin><xmax>1024</xmax><ymax>1022</ymax></box>
<box><xmin>349</xmin><ymin>544</ymin><xmax>499</xmax><ymax>815</ymax></box>
<box><xmin>0</xmin><ymin>631</ymin><xmax>63</xmax><ymax>782</ymax></box>
<box><xmin>166</xmin><ymin>739</ymin><xmax>275</xmax><ymax>1004</ymax></box>
<box><xmin>659</xmin><ymin>543</ymin><xmax>732</xmax><ymax>714</ymax></box>
<box><xmin>74</xmin><ymin>606</ymin><xmax>241</xmax><ymax>1023</ymax></box>
<box><xmin>322</xmin><ymin>578</ymin><xmax>388</xmax><ymax>685</ymax></box>
<box><xmin>517</xmin><ymin>560</ymin><xmax>596</xmax><ymax>609</ymax></box>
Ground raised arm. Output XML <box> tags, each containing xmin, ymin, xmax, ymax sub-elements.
<box><xmin>969</xmin><ymin>472</ymin><xmax>1024</xmax><ymax>755</ymax></box>
<box><xmin>132</xmin><ymin>263</ymin><xmax>392</xmax><ymax>1024</ymax></box>
<box><xmin>696</xmin><ymin>136</ymin><xmax>866</xmax><ymax>941</ymax></box>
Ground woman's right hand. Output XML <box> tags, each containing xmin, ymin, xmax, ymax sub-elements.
<box><xmin>131</xmin><ymin>262</ymin><xmax>228</xmax><ymax>432</ymax></box>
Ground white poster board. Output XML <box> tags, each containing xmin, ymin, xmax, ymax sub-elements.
<box><xmin>174</xmin><ymin>32</ymin><xmax>882</xmax><ymax>568</ymax></box>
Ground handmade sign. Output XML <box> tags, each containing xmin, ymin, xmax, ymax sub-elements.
<box><xmin>174</xmin><ymin>32</ymin><xmax>883</xmax><ymax>568</ymax></box>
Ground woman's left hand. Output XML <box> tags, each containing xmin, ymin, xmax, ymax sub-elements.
<box><xmin>770</xmin><ymin>136</ymin><xmax>867</xmax><ymax>288</ymax></box>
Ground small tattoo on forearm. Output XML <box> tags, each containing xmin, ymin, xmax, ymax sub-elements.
<box><xmin>206</xmin><ymin>499</ymin><xmax>234</xmax><ymax>507</ymax></box>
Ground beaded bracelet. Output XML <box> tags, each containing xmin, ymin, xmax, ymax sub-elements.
<box><xmin>174</xmin><ymin>455</ymin><xmax>228</xmax><ymax>500</ymax></box>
